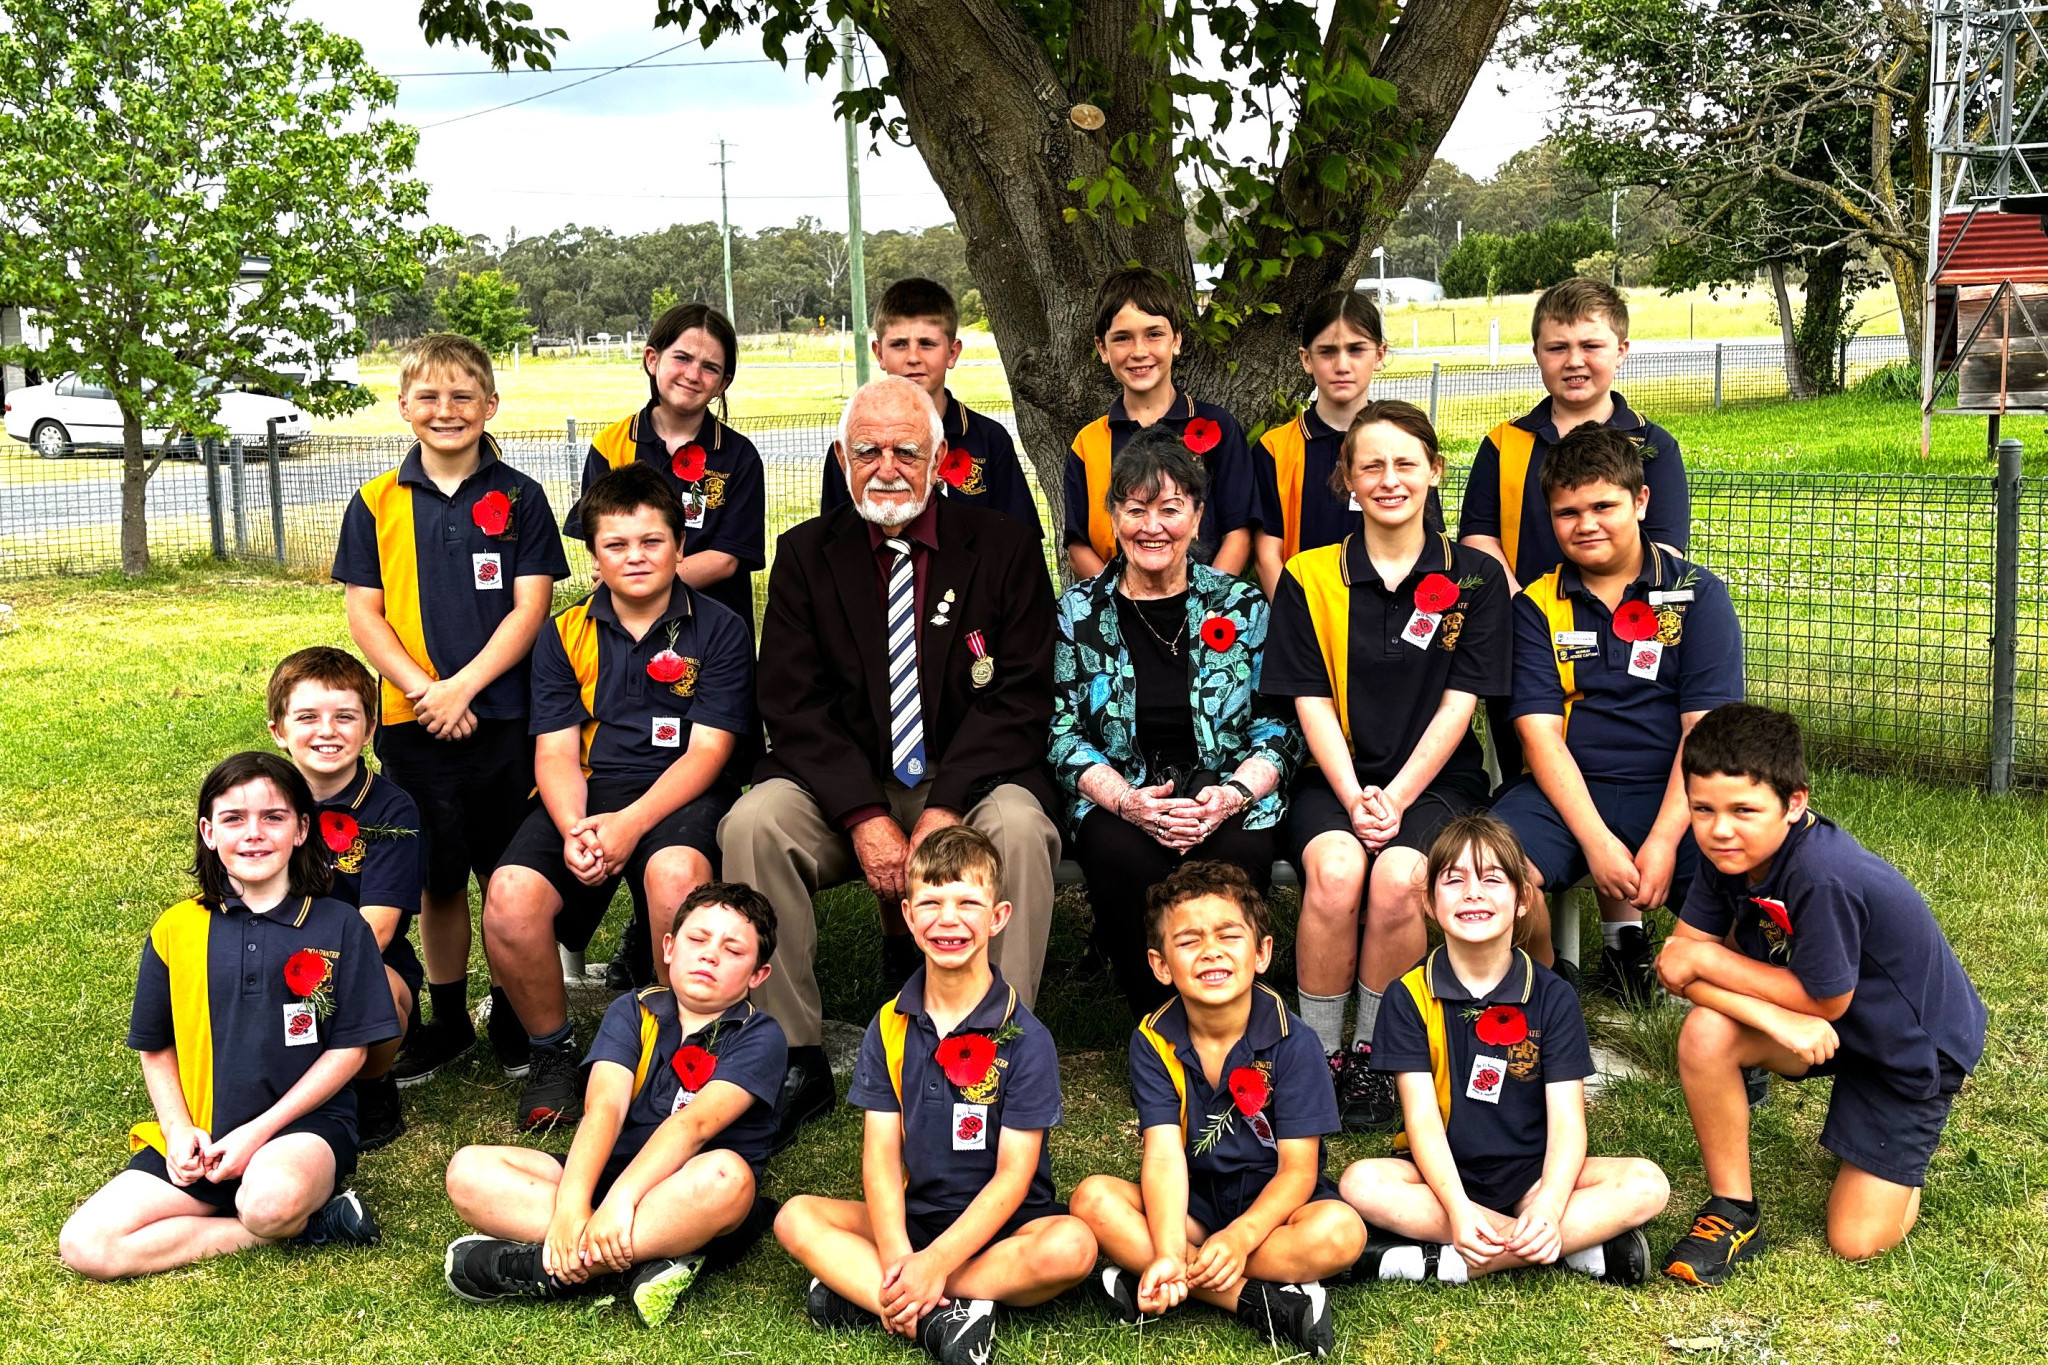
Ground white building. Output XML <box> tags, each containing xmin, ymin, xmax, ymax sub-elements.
<box><xmin>1355</xmin><ymin>276</ymin><xmax>1445</xmax><ymax>305</ymax></box>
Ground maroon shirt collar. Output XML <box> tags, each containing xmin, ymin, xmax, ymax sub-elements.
<box><xmin>865</xmin><ymin>493</ymin><xmax>942</xmax><ymax>552</ymax></box>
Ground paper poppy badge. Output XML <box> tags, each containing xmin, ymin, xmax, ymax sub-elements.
<box><xmin>1182</xmin><ymin>417</ymin><xmax>1222</xmax><ymax>455</ymax></box>
<box><xmin>1473</xmin><ymin>1004</ymin><xmax>1528</xmax><ymax>1047</ymax></box>
<box><xmin>1612</xmin><ymin>600</ymin><xmax>1660</xmax><ymax>642</ymax></box>
<box><xmin>936</xmin><ymin>1033</ymin><xmax>999</xmax><ymax>1089</ymax></box>
<box><xmin>1751</xmin><ymin>896</ymin><xmax>1793</xmax><ymax>938</ymax></box>
<box><xmin>283</xmin><ymin>948</ymin><xmax>337</xmax><ymax>1018</ymax></box>
<box><xmin>673</xmin><ymin>1044</ymin><xmax>717</xmax><ymax>1092</ymax></box>
<box><xmin>647</xmin><ymin>649</ymin><xmax>688</xmax><ymax>684</ymax></box>
<box><xmin>318</xmin><ymin>811</ymin><xmax>359</xmax><ymax>853</ymax></box>
<box><xmin>938</xmin><ymin>448</ymin><xmax>974</xmax><ymax>489</ymax></box>
<box><xmin>1227</xmin><ymin>1066</ymin><xmax>1270</xmax><ymax>1117</ymax></box>
<box><xmin>471</xmin><ymin>489</ymin><xmax>515</xmax><ymax>537</ymax></box>
<box><xmin>1200</xmin><ymin>615</ymin><xmax>1238</xmax><ymax>651</ymax></box>
<box><xmin>671</xmin><ymin>443</ymin><xmax>708</xmax><ymax>482</ymax></box>
<box><xmin>1414</xmin><ymin>573</ymin><xmax>1460</xmax><ymax>614</ymax></box>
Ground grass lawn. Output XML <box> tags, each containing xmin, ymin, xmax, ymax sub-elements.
<box><xmin>3</xmin><ymin>563</ymin><xmax>2044</xmax><ymax>1364</ymax></box>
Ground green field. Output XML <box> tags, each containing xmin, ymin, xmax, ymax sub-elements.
<box><xmin>3</xmin><ymin>563</ymin><xmax>2044</xmax><ymax>1364</ymax></box>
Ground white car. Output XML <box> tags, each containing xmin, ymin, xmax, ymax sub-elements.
<box><xmin>3</xmin><ymin>372</ymin><xmax>311</xmax><ymax>457</ymax></box>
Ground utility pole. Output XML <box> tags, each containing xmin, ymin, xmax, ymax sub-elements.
<box><xmin>715</xmin><ymin>139</ymin><xmax>736</xmax><ymax>323</ymax></box>
<box><xmin>1609</xmin><ymin>188</ymin><xmax>1623</xmax><ymax>285</ymax></box>
<box><xmin>841</xmin><ymin>16</ymin><xmax>869</xmax><ymax>385</ymax></box>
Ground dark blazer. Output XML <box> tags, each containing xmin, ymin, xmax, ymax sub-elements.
<box><xmin>753</xmin><ymin>498</ymin><xmax>1061</xmax><ymax>829</ymax></box>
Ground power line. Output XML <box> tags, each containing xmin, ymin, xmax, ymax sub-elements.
<box><xmin>478</xmin><ymin>187</ymin><xmax>948</xmax><ymax>201</ymax></box>
<box><xmin>389</xmin><ymin>57</ymin><xmax>778</xmax><ymax>78</ymax></box>
<box><xmin>418</xmin><ymin>42</ymin><xmax>695</xmax><ymax>129</ymax></box>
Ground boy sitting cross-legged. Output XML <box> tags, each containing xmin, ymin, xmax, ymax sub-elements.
<box><xmin>775</xmin><ymin>826</ymin><xmax>1098</xmax><ymax>1365</ymax></box>
<box><xmin>1072</xmin><ymin>861</ymin><xmax>1365</xmax><ymax>1360</ymax></box>
<box><xmin>1657</xmin><ymin>704</ymin><xmax>1985</xmax><ymax>1284</ymax></box>
<box><xmin>442</xmin><ymin>882</ymin><xmax>788</xmax><ymax>1328</ymax></box>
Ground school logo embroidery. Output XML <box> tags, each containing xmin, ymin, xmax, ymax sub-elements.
<box><xmin>334</xmin><ymin>837</ymin><xmax>367</xmax><ymax>875</ymax></box>
<box><xmin>1753</xmin><ymin>895</ymin><xmax>1793</xmax><ymax>963</ymax></box>
<box><xmin>1505</xmin><ymin>1033</ymin><xmax>1543</xmax><ymax>1080</ymax></box>
<box><xmin>1439</xmin><ymin>610</ymin><xmax>1465</xmax><ymax>651</ymax></box>
<box><xmin>960</xmin><ymin>457</ymin><xmax>987</xmax><ymax>495</ymax></box>
<box><xmin>1655</xmin><ymin>605</ymin><xmax>1685</xmax><ymax>646</ymax></box>
<box><xmin>700</xmin><ymin>468</ymin><xmax>728</xmax><ymax>510</ymax></box>
<box><xmin>668</xmin><ymin>657</ymin><xmax>700</xmax><ymax>697</ymax></box>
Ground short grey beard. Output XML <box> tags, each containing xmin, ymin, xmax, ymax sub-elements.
<box><xmin>856</xmin><ymin>487</ymin><xmax>930</xmax><ymax>529</ymax></box>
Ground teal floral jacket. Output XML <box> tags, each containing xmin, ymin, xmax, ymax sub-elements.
<box><xmin>1049</xmin><ymin>561</ymin><xmax>1303</xmax><ymax>832</ymax></box>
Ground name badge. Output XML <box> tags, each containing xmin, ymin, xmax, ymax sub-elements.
<box><xmin>283</xmin><ymin>1001</ymin><xmax>318</xmax><ymax>1047</ymax></box>
<box><xmin>680</xmin><ymin>489</ymin><xmax>708</xmax><ymax>531</ymax></box>
<box><xmin>1649</xmin><ymin>589</ymin><xmax>1694</xmax><ymax>605</ymax></box>
<box><xmin>671</xmin><ymin>1086</ymin><xmax>697</xmax><ymax>1115</ymax></box>
<box><xmin>952</xmin><ymin>1102</ymin><xmax>988</xmax><ymax>1151</ymax></box>
<box><xmin>1627</xmin><ymin>640</ymin><xmax>1665</xmax><ymax>680</ymax></box>
<box><xmin>652</xmin><ymin>717</ymin><xmax>682</xmax><ymax>748</ymax></box>
<box><xmin>472</xmin><ymin>552</ymin><xmax>503</xmax><ymax>590</ymax></box>
<box><xmin>1466</xmin><ymin>1053</ymin><xmax>1507</xmax><ymax>1103</ymax></box>
<box><xmin>1553</xmin><ymin>629</ymin><xmax>1598</xmax><ymax>662</ymax></box>
<box><xmin>1402</xmin><ymin>608</ymin><xmax>1441</xmax><ymax>649</ymax></box>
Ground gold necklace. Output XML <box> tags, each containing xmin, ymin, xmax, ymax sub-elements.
<box><xmin>1123</xmin><ymin>590</ymin><xmax>1187</xmax><ymax>657</ymax></box>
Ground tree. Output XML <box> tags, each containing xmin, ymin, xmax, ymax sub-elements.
<box><xmin>436</xmin><ymin>270</ymin><xmax>535</xmax><ymax>354</ymax></box>
<box><xmin>422</xmin><ymin>0</ymin><xmax>1515</xmax><ymax>541</ymax></box>
<box><xmin>0</xmin><ymin>0</ymin><xmax>448</xmax><ymax>574</ymax></box>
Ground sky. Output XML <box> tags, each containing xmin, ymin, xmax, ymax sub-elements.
<box><xmin>298</xmin><ymin>1</ymin><xmax>1559</xmax><ymax>241</ymax></box>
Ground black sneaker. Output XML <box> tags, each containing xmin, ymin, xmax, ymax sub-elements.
<box><xmin>1095</xmin><ymin>1266</ymin><xmax>1148</xmax><ymax>1325</ymax></box>
<box><xmin>805</xmin><ymin>1277</ymin><xmax>878</xmax><ymax>1331</ymax></box>
<box><xmin>772</xmin><ymin>1047</ymin><xmax>837</xmax><ymax>1154</ymax></box>
<box><xmin>1594</xmin><ymin>924</ymin><xmax>1661</xmax><ymax>1007</ymax></box>
<box><xmin>487</xmin><ymin>985</ymin><xmax>531</xmax><ymax>1077</ymax></box>
<box><xmin>880</xmin><ymin>934</ymin><xmax>920</xmax><ymax>999</ymax></box>
<box><xmin>443</xmin><ymin>1235</ymin><xmax>571</xmax><ymax>1302</ymax></box>
<box><xmin>294</xmin><ymin>1188</ymin><xmax>380</xmax><ymax>1247</ymax></box>
<box><xmin>518</xmin><ymin>1039</ymin><xmax>583</xmax><ymax>1130</ymax></box>
<box><xmin>917</xmin><ymin>1297</ymin><xmax>996</xmax><ymax>1365</ymax></box>
<box><xmin>1662</xmin><ymin>1196</ymin><xmax>1764</xmax><ymax>1287</ymax></box>
<box><xmin>627</xmin><ymin>1252</ymin><xmax>705</xmax><ymax>1326</ymax></box>
<box><xmin>352</xmin><ymin>1072</ymin><xmax>405</xmax><ymax>1153</ymax></box>
<box><xmin>1234</xmin><ymin>1279</ymin><xmax>1334</xmax><ymax>1359</ymax></box>
<box><xmin>1745</xmin><ymin>1066</ymin><xmax>1772</xmax><ymax>1110</ymax></box>
<box><xmin>1339</xmin><ymin>1043</ymin><xmax>1401</xmax><ymax>1131</ymax></box>
<box><xmin>391</xmin><ymin>1015</ymin><xmax>476</xmax><ymax>1089</ymax></box>
<box><xmin>1598</xmin><ymin>1226</ymin><xmax>1651</xmax><ymax>1286</ymax></box>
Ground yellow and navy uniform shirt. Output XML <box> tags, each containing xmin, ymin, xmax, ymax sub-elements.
<box><xmin>1259</xmin><ymin>533</ymin><xmax>1511</xmax><ymax>788</ymax></box>
<box><xmin>528</xmin><ymin>578</ymin><xmax>755</xmax><ymax>785</ymax></box>
<box><xmin>312</xmin><ymin>761</ymin><xmax>422</xmax><ymax>964</ymax></box>
<box><xmin>583</xmin><ymin>987</ymin><xmax>789</xmax><ymax>1177</ymax></box>
<box><xmin>565</xmin><ymin>401</ymin><xmax>766</xmax><ymax>632</ymax></box>
<box><xmin>126</xmin><ymin>894</ymin><xmax>398</xmax><ymax>1155</ymax></box>
<box><xmin>1508</xmin><ymin>536</ymin><xmax>1743</xmax><ymax>784</ymax></box>
<box><xmin>1252</xmin><ymin>404</ymin><xmax>1444</xmax><ymax>562</ymax></box>
<box><xmin>1063</xmin><ymin>393</ymin><xmax>1259</xmax><ymax>562</ymax></box>
<box><xmin>1455</xmin><ymin>391</ymin><xmax>1690</xmax><ymax>585</ymax></box>
<box><xmin>822</xmin><ymin>390</ymin><xmax>1045</xmax><ymax>540</ymax></box>
<box><xmin>331</xmin><ymin>435</ymin><xmax>571</xmax><ymax>726</ymax></box>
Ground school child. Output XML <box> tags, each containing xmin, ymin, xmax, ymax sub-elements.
<box><xmin>331</xmin><ymin>334</ymin><xmax>570</xmax><ymax>1085</ymax></box>
<box><xmin>1339</xmin><ymin>815</ymin><xmax>1669</xmax><ymax>1286</ymax></box>
<box><xmin>1065</xmin><ymin>267</ymin><xmax>1258</xmax><ymax>580</ymax></box>
<box><xmin>443</xmin><ymin>884</ymin><xmax>787</xmax><ymax>1327</ymax></box>
<box><xmin>1252</xmin><ymin>289</ymin><xmax>1445</xmax><ymax>597</ymax></box>
<box><xmin>58</xmin><ymin>753</ymin><xmax>395</xmax><ymax>1278</ymax></box>
<box><xmin>1259</xmin><ymin>401</ymin><xmax>1511</xmax><ymax>1129</ymax></box>
<box><xmin>1657</xmin><ymin>704</ymin><xmax>1985</xmax><ymax>1283</ymax></box>
<box><xmin>567</xmin><ymin>303</ymin><xmax>765</xmax><ymax>990</ymax></box>
<box><xmin>483</xmin><ymin>464</ymin><xmax>755</xmax><ymax>1129</ymax></box>
<box><xmin>775</xmin><ymin>827</ymin><xmax>1097</xmax><ymax>1365</ymax></box>
<box><xmin>1071</xmin><ymin>861</ymin><xmax>1364</xmax><ymax>1360</ymax></box>
<box><xmin>822</xmin><ymin>276</ymin><xmax>1044</xmax><ymax>539</ymax></box>
<box><xmin>266</xmin><ymin>646</ymin><xmax>423</xmax><ymax>1151</ymax></box>
<box><xmin>1489</xmin><ymin>424</ymin><xmax>1744</xmax><ymax>1000</ymax></box>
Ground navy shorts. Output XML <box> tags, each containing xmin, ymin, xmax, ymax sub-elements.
<box><xmin>548</xmin><ymin>1151</ymin><xmax>775</xmax><ymax>1267</ymax></box>
<box><xmin>125</xmin><ymin>1110</ymin><xmax>357</xmax><ymax>1214</ymax></box>
<box><xmin>1285</xmin><ymin>769</ymin><xmax>1490</xmax><ymax>873</ymax></box>
<box><xmin>1187</xmin><ymin>1171</ymin><xmax>1345</xmax><ymax>1236</ymax></box>
<box><xmin>376</xmin><ymin>718</ymin><xmax>535</xmax><ymax>898</ymax></box>
<box><xmin>1394</xmin><ymin>1148</ymin><xmax>1543</xmax><ymax>1215</ymax></box>
<box><xmin>1794</xmin><ymin>1051</ymin><xmax>1969</xmax><ymax>1188</ymax></box>
<box><xmin>1489</xmin><ymin>775</ymin><xmax>1698</xmax><ymax>909</ymax></box>
<box><xmin>498</xmin><ymin>777</ymin><xmax>735</xmax><ymax>953</ymax></box>
<box><xmin>904</xmin><ymin>1201</ymin><xmax>1069</xmax><ymax>1253</ymax></box>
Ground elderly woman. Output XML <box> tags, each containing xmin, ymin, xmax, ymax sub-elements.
<box><xmin>1049</xmin><ymin>426</ymin><xmax>1303</xmax><ymax>1014</ymax></box>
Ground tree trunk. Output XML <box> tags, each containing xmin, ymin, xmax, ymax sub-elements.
<box><xmin>119</xmin><ymin>406</ymin><xmax>149</xmax><ymax>577</ymax></box>
<box><xmin>1792</xmin><ymin>246</ymin><xmax>1851</xmax><ymax>397</ymax></box>
<box><xmin>872</xmin><ymin>0</ymin><xmax>1513</xmax><ymax>547</ymax></box>
<box><xmin>1884</xmin><ymin>243</ymin><xmax>1925</xmax><ymax>365</ymax></box>
<box><xmin>1769</xmin><ymin>261</ymin><xmax>1814</xmax><ymax>399</ymax></box>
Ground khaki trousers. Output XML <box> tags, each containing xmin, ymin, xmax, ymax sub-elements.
<box><xmin>717</xmin><ymin>777</ymin><xmax>1059</xmax><ymax>1046</ymax></box>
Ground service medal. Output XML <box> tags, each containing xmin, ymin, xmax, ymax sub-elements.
<box><xmin>966</xmin><ymin>629</ymin><xmax>994</xmax><ymax>688</ymax></box>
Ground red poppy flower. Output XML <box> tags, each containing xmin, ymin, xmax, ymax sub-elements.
<box><xmin>935</xmin><ymin>1033</ymin><xmax>998</xmax><ymax>1088</ymax></box>
<box><xmin>318</xmin><ymin>811</ymin><xmax>359</xmax><ymax>854</ymax></box>
<box><xmin>471</xmin><ymin>490</ymin><xmax>513</xmax><ymax>537</ymax></box>
<box><xmin>1612</xmin><ymin>600</ymin><xmax>1660</xmax><ymax>642</ymax></box>
<box><xmin>1200</xmin><ymin>615</ymin><xmax>1237</xmax><ymax>651</ymax></box>
<box><xmin>937</xmin><ymin>448</ymin><xmax>973</xmax><ymax>488</ymax></box>
<box><xmin>1752</xmin><ymin>896</ymin><xmax>1793</xmax><ymax>938</ymax></box>
<box><xmin>672</xmin><ymin>1044</ymin><xmax>717</xmax><ymax>1091</ymax></box>
<box><xmin>1182</xmin><ymin>417</ymin><xmax>1222</xmax><ymax>455</ymax></box>
<box><xmin>1473</xmin><ymin>1004</ymin><xmax>1528</xmax><ymax>1048</ymax></box>
<box><xmin>1227</xmin><ymin>1066</ymin><xmax>1270</xmax><ymax>1117</ymax></box>
<box><xmin>647</xmin><ymin>649</ymin><xmax>687</xmax><ymax>683</ymax></box>
<box><xmin>671</xmin><ymin>443</ymin><xmax>708</xmax><ymax>481</ymax></box>
<box><xmin>283</xmin><ymin>948</ymin><xmax>330</xmax><ymax>998</ymax></box>
<box><xmin>1414</xmin><ymin>572</ymin><xmax>1460</xmax><ymax>614</ymax></box>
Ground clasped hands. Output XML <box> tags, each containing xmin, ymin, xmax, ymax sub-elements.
<box><xmin>562</xmin><ymin>808</ymin><xmax>648</xmax><ymax>886</ymax></box>
<box><xmin>159</xmin><ymin>1121</ymin><xmax>265</xmax><ymax>1186</ymax></box>
<box><xmin>1119</xmin><ymin>780</ymin><xmax>1245</xmax><ymax>851</ymax></box>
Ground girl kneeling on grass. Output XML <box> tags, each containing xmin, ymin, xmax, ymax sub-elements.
<box><xmin>1339</xmin><ymin>814</ymin><xmax>1669</xmax><ymax>1284</ymax></box>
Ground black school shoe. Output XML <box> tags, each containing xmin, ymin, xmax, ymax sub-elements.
<box><xmin>517</xmin><ymin>1039</ymin><xmax>583</xmax><ymax>1130</ymax></box>
<box><xmin>1338</xmin><ymin>1043</ymin><xmax>1401</xmax><ymax>1131</ymax></box>
<box><xmin>391</xmin><ymin>1015</ymin><xmax>476</xmax><ymax>1088</ymax></box>
<box><xmin>1096</xmin><ymin>1266</ymin><xmax>1149</xmax><ymax>1325</ymax></box>
<box><xmin>1235</xmin><ymin>1279</ymin><xmax>1335</xmax><ymax>1359</ymax></box>
<box><xmin>294</xmin><ymin>1189</ymin><xmax>381</xmax><ymax>1247</ymax></box>
<box><xmin>1745</xmin><ymin>1066</ymin><xmax>1773</xmax><ymax>1109</ymax></box>
<box><xmin>1592</xmin><ymin>924</ymin><xmax>1661</xmax><ymax>1007</ymax></box>
<box><xmin>352</xmin><ymin>1072</ymin><xmax>406</xmax><ymax>1152</ymax></box>
<box><xmin>486</xmin><ymin>985</ymin><xmax>532</xmax><ymax>1078</ymax></box>
<box><xmin>1597</xmin><ymin>1227</ymin><xmax>1651</xmax><ymax>1286</ymax></box>
<box><xmin>444</xmin><ymin>1236</ymin><xmax>575</xmax><ymax>1302</ymax></box>
<box><xmin>1662</xmin><ymin>1196</ymin><xmax>1764</xmax><ymax>1287</ymax></box>
<box><xmin>627</xmin><ymin>1253</ymin><xmax>706</xmax><ymax>1327</ymax></box>
<box><xmin>917</xmin><ymin>1297</ymin><xmax>997</xmax><ymax>1365</ymax></box>
<box><xmin>772</xmin><ymin>1047</ymin><xmax>837</xmax><ymax>1154</ymax></box>
<box><xmin>805</xmin><ymin>1277</ymin><xmax>879</xmax><ymax>1331</ymax></box>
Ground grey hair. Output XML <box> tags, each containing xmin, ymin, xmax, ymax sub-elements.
<box><xmin>1106</xmin><ymin>424</ymin><xmax>1209</xmax><ymax>510</ymax></box>
<box><xmin>837</xmin><ymin>375</ymin><xmax>945</xmax><ymax>465</ymax></box>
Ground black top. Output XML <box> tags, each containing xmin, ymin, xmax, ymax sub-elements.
<box><xmin>1115</xmin><ymin>590</ymin><xmax>1199</xmax><ymax>775</ymax></box>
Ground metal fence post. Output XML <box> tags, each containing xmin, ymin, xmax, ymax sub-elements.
<box><xmin>1428</xmin><ymin>362</ymin><xmax>1441</xmax><ymax>423</ymax></box>
<box><xmin>1712</xmin><ymin>344</ymin><xmax>1724</xmax><ymax>410</ymax></box>
<box><xmin>1989</xmin><ymin>436</ymin><xmax>2022</xmax><ymax>793</ymax></box>
<box><xmin>203</xmin><ymin>437</ymin><xmax>226</xmax><ymax>559</ymax></box>
<box><xmin>229</xmin><ymin>438</ymin><xmax>248</xmax><ymax>556</ymax></box>
<box><xmin>1838</xmin><ymin>337</ymin><xmax>1850</xmax><ymax>390</ymax></box>
<box><xmin>565</xmin><ymin>417</ymin><xmax>579</xmax><ymax>479</ymax></box>
<box><xmin>266</xmin><ymin>419</ymin><xmax>286</xmax><ymax>564</ymax></box>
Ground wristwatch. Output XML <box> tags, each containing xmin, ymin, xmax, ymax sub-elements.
<box><xmin>1223</xmin><ymin>777</ymin><xmax>1256</xmax><ymax>807</ymax></box>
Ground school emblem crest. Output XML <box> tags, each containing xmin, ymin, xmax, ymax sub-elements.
<box><xmin>700</xmin><ymin>468</ymin><xmax>728</xmax><ymax>510</ymax></box>
<box><xmin>668</xmin><ymin>657</ymin><xmax>700</xmax><ymax>698</ymax></box>
<box><xmin>1655</xmin><ymin>605</ymin><xmax>1685</xmax><ymax>646</ymax></box>
<box><xmin>959</xmin><ymin>457</ymin><xmax>987</xmax><ymax>496</ymax></box>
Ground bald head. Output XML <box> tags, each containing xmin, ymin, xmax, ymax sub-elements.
<box><xmin>836</xmin><ymin>376</ymin><xmax>946</xmax><ymax>528</ymax></box>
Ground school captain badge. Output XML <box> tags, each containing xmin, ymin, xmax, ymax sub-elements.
<box><xmin>966</xmin><ymin>629</ymin><xmax>995</xmax><ymax>689</ymax></box>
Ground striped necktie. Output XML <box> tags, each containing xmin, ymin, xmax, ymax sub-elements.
<box><xmin>885</xmin><ymin>536</ymin><xmax>927</xmax><ymax>785</ymax></box>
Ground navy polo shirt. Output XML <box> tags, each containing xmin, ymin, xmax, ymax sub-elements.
<box><xmin>822</xmin><ymin>391</ymin><xmax>1044</xmax><ymax>539</ymax></box>
<box><xmin>564</xmin><ymin>402</ymin><xmax>767</xmax><ymax>631</ymax></box>
<box><xmin>1261</xmin><ymin>534</ymin><xmax>1512</xmax><ymax>788</ymax></box>
<box><xmin>1062</xmin><ymin>394</ymin><xmax>1260</xmax><ymax>554</ymax></box>
<box><xmin>313</xmin><ymin>762</ymin><xmax>421</xmax><ymax>939</ymax></box>
<box><xmin>529</xmin><ymin>579</ymin><xmax>755</xmax><ymax>785</ymax></box>
<box><xmin>128</xmin><ymin>894</ymin><xmax>397</xmax><ymax>1139</ymax></box>
<box><xmin>1680</xmin><ymin>811</ymin><xmax>1986</xmax><ymax>1098</ymax></box>
<box><xmin>1251</xmin><ymin>405</ymin><xmax>1444</xmax><ymax>554</ymax></box>
<box><xmin>331</xmin><ymin>436</ymin><xmax>571</xmax><ymax>725</ymax></box>
<box><xmin>1129</xmin><ymin>983</ymin><xmax>1340</xmax><ymax>1188</ymax></box>
<box><xmin>1372</xmin><ymin>947</ymin><xmax>1593</xmax><ymax>1199</ymax></box>
<box><xmin>1509</xmin><ymin>538</ymin><xmax>1744</xmax><ymax>784</ymax></box>
<box><xmin>584</xmin><ymin>989</ymin><xmax>789</xmax><ymax>1176</ymax></box>
<box><xmin>848</xmin><ymin>968</ymin><xmax>1063</xmax><ymax>1223</ymax></box>
<box><xmin>1457</xmin><ymin>392</ymin><xmax>1690</xmax><ymax>585</ymax></box>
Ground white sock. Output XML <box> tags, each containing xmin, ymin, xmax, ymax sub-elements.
<box><xmin>1377</xmin><ymin>1245</ymin><xmax>1426</xmax><ymax>1281</ymax></box>
<box><xmin>1563</xmin><ymin>1243</ymin><xmax>1606</xmax><ymax>1277</ymax></box>
<box><xmin>1601</xmin><ymin>916</ymin><xmax>1643</xmax><ymax>950</ymax></box>
<box><xmin>1352</xmin><ymin>984</ymin><xmax>1383</xmax><ymax>1050</ymax></box>
<box><xmin>1297</xmin><ymin>989</ymin><xmax>1347</xmax><ymax>1055</ymax></box>
<box><xmin>1433</xmin><ymin>1248</ymin><xmax>1469</xmax><ymax>1284</ymax></box>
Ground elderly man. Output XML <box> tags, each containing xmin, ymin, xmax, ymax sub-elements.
<box><xmin>722</xmin><ymin>376</ymin><xmax>1061</xmax><ymax>1148</ymax></box>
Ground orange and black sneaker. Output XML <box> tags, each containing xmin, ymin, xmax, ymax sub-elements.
<box><xmin>1662</xmin><ymin>1196</ymin><xmax>1764</xmax><ymax>1286</ymax></box>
